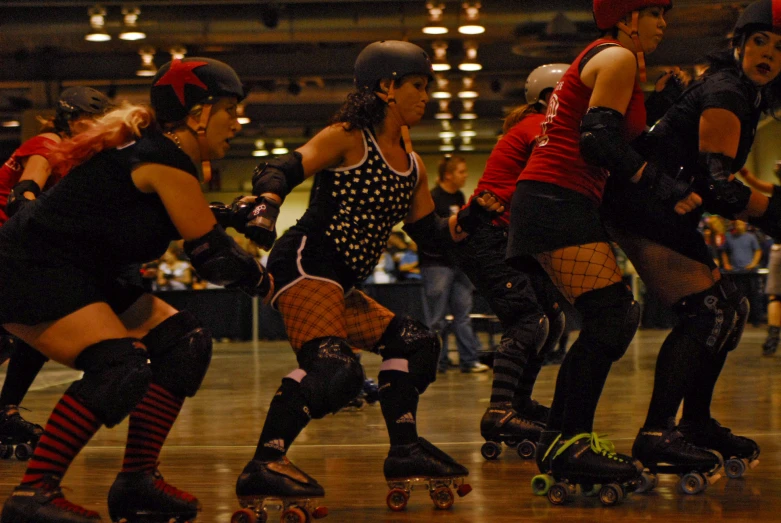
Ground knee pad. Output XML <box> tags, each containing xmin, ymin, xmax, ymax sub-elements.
<box><xmin>499</xmin><ymin>313</ymin><xmax>549</xmax><ymax>362</ymax></box>
<box><xmin>674</xmin><ymin>279</ymin><xmax>744</xmax><ymax>354</ymax></box>
<box><xmin>575</xmin><ymin>283</ymin><xmax>640</xmax><ymax>362</ymax></box>
<box><xmin>297</xmin><ymin>337</ymin><xmax>364</xmax><ymax>419</ymax></box>
<box><xmin>373</xmin><ymin>316</ymin><xmax>440</xmax><ymax>393</ymax></box>
<box><xmin>142</xmin><ymin>311</ymin><xmax>212</xmax><ymax>398</ymax></box>
<box><xmin>67</xmin><ymin>338</ymin><xmax>152</xmax><ymax>427</ymax></box>
<box><xmin>539</xmin><ymin>309</ymin><xmax>566</xmax><ymax>359</ymax></box>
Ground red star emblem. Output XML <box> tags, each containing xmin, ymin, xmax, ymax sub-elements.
<box><xmin>154</xmin><ymin>59</ymin><xmax>209</xmax><ymax>106</ymax></box>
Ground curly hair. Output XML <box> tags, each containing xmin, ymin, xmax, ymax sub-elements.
<box><xmin>503</xmin><ymin>103</ymin><xmax>545</xmax><ymax>134</ymax></box>
<box><xmin>330</xmin><ymin>88</ymin><xmax>387</xmax><ymax>131</ymax></box>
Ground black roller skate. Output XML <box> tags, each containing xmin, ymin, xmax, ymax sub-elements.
<box><xmin>107</xmin><ymin>467</ymin><xmax>200</xmax><ymax>522</ymax></box>
<box><xmin>678</xmin><ymin>418</ymin><xmax>760</xmax><ymax>479</ymax></box>
<box><xmin>1</xmin><ymin>475</ymin><xmax>101</xmax><ymax>522</ymax></box>
<box><xmin>762</xmin><ymin>326</ymin><xmax>779</xmax><ymax>356</ymax></box>
<box><xmin>480</xmin><ymin>404</ymin><xmax>543</xmax><ymax>460</ymax></box>
<box><xmin>0</xmin><ymin>405</ymin><xmax>43</xmax><ymax>461</ymax></box>
<box><xmin>513</xmin><ymin>398</ymin><xmax>550</xmax><ymax>425</ymax></box>
<box><xmin>232</xmin><ymin>456</ymin><xmax>327</xmax><ymax>523</ymax></box>
<box><xmin>632</xmin><ymin>422</ymin><xmax>722</xmax><ymax>495</ymax></box>
<box><xmin>362</xmin><ymin>378</ymin><xmax>379</xmax><ymax>405</ymax></box>
<box><xmin>531</xmin><ymin>432</ymin><xmax>643</xmax><ymax>506</ymax></box>
<box><xmin>383</xmin><ymin>437</ymin><xmax>471</xmax><ymax>512</ymax></box>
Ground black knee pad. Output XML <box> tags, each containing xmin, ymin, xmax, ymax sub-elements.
<box><xmin>574</xmin><ymin>283</ymin><xmax>640</xmax><ymax>362</ymax></box>
<box><xmin>674</xmin><ymin>279</ymin><xmax>743</xmax><ymax>354</ymax></box>
<box><xmin>373</xmin><ymin>316</ymin><xmax>440</xmax><ymax>393</ymax></box>
<box><xmin>67</xmin><ymin>338</ymin><xmax>152</xmax><ymax>428</ymax></box>
<box><xmin>297</xmin><ymin>337</ymin><xmax>365</xmax><ymax>419</ymax></box>
<box><xmin>142</xmin><ymin>311</ymin><xmax>212</xmax><ymax>398</ymax></box>
<box><xmin>539</xmin><ymin>309</ymin><xmax>566</xmax><ymax>359</ymax></box>
<box><xmin>499</xmin><ymin>313</ymin><xmax>549</xmax><ymax>361</ymax></box>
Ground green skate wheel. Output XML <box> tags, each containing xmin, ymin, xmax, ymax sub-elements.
<box><xmin>531</xmin><ymin>474</ymin><xmax>554</xmax><ymax>496</ymax></box>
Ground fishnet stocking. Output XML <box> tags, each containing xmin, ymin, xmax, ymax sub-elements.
<box><xmin>534</xmin><ymin>242</ymin><xmax>623</xmax><ymax>303</ymax></box>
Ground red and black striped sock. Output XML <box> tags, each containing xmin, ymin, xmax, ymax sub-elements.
<box><xmin>21</xmin><ymin>394</ymin><xmax>100</xmax><ymax>487</ymax></box>
<box><xmin>121</xmin><ymin>383</ymin><xmax>184</xmax><ymax>473</ymax></box>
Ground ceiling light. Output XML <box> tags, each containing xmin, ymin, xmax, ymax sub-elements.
<box><xmin>254</xmin><ymin>139</ymin><xmax>266</xmax><ymax>149</ymax></box>
<box><xmin>431</xmin><ymin>74</ymin><xmax>451</xmax><ymax>99</ymax></box>
<box><xmin>237</xmin><ymin>103</ymin><xmax>250</xmax><ymax>125</ymax></box>
<box><xmin>435</xmin><ymin>99</ymin><xmax>453</xmax><ymax>120</ymax></box>
<box><xmin>136</xmin><ymin>47</ymin><xmax>157</xmax><ymax>77</ymax></box>
<box><xmin>169</xmin><ymin>45</ymin><xmax>187</xmax><ymax>60</ymax></box>
<box><xmin>459</xmin><ymin>2</ymin><xmax>485</xmax><ymax>35</ymax></box>
<box><xmin>458</xmin><ymin>76</ymin><xmax>479</xmax><ymax>99</ymax></box>
<box><xmin>460</xmin><ymin>99</ymin><xmax>477</xmax><ymax>120</ymax></box>
<box><xmin>85</xmin><ymin>5</ymin><xmax>111</xmax><ymax>42</ymax></box>
<box><xmin>441</xmin><ymin>119</ymin><xmax>452</xmax><ymax>130</ymax></box>
<box><xmin>459</xmin><ymin>42</ymin><xmax>482</xmax><ymax>72</ymax></box>
<box><xmin>431</xmin><ymin>41</ymin><xmax>451</xmax><ymax>72</ymax></box>
<box><xmin>1</xmin><ymin>120</ymin><xmax>20</xmax><ymax>128</ymax></box>
<box><xmin>439</xmin><ymin>130</ymin><xmax>456</xmax><ymax>138</ymax></box>
<box><xmin>252</xmin><ymin>149</ymin><xmax>270</xmax><ymax>157</ymax></box>
<box><xmin>460</xmin><ymin>130</ymin><xmax>477</xmax><ymax>137</ymax></box>
<box><xmin>460</xmin><ymin>144</ymin><xmax>475</xmax><ymax>151</ymax></box>
<box><xmin>271</xmin><ymin>139</ymin><xmax>288</xmax><ymax>155</ymax></box>
<box><xmin>423</xmin><ymin>2</ymin><xmax>448</xmax><ymax>35</ymax></box>
<box><xmin>119</xmin><ymin>6</ymin><xmax>146</xmax><ymax>40</ymax></box>
<box><xmin>440</xmin><ymin>143</ymin><xmax>455</xmax><ymax>152</ymax></box>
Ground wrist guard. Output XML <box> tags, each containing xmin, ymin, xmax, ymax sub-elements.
<box><xmin>699</xmin><ymin>152</ymin><xmax>751</xmax><ymax>219</ymax></box>
<box><xmin>580</xmin><ymin>107</ymin><xmax>645</xmax><ymax>182</ymax></box>
<box><xmin>456</xmin><ymin>191</ymin><xmax>500</xmax><ymax>234</ymax></box>
<box><xmin>403</xmin><ymin>212</ymin><xmax>454</xmax><ymax>256</ymax></box>
<box><xmin>251</xmin><ymin>151</ymin><xmax>305</xmax><ymax>202</ymax></box>
<box><xmin>6</xmin><ymin>180</ymin><xmax>41</xmax><ymax>217</ymax></box>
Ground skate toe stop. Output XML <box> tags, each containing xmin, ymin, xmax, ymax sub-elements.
<box><xmin>707</xmin><ymin>473</ymin><xmax>722</xmax><ymax>485</ymax></box>
<box><xmin>750</xmin><ymin>459</ymin><xmax>760</xmax><ymax>469</ymax></box>
<box><xmin>456</xmin><ymin>484</ymin><xmax>472</xmax><ymax>497</ymax></box>
<box><xmin>313</xmin><ymin>506</ymin><xmax>328</xmax><ymax>519</ymax></box>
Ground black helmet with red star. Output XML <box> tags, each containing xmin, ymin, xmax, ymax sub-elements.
<box><xmin>151</xmin><ymin>57</ymin><xmax>244</xmax><ymax>124</ymax></box>
<box><xmin>733</xmin><ymin>0</ymin><xmax>781</xmax><ymax>45</ymax></box>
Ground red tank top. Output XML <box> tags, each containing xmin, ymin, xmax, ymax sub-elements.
<box><xmin>519</xmin><ymin>39</ymin><xmax>647</xmax><ymax>204</ymax></box>
<box><xmin>0</xmin><ymin>135</ymin><xmax>59</xmax><ymax>225</ymax></box>
<box><xmin>467</xmin><ymin>113</ymin><xmax>544</xmax><ymax>227</ymax></box>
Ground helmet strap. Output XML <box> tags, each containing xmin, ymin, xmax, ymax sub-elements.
<box><xmin>186</xmin><ymin>104</ymin><xmax>213</xmax><ymax>183</ymax></box>
<box><xmin>617</xmin><ymin>11</ymin><xmax>647</xmax><ymax>82</ymax></box>
<box><xmin>386</xmin><ymin>80</ymin><xmax>413</xmax><ymax>153</ymax></box>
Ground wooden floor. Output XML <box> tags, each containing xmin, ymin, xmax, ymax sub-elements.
<box><xmin>2</xmin><ymin>326</ymin><xmax>781</xmax><ymax>523</ymax></box>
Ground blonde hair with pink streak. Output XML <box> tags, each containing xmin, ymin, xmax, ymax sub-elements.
<box><xmin>48</xmin><ymin>102</ymin><xmax>155</xmax><ymax>175</ymax></box>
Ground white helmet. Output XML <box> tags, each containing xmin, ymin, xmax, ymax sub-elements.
<box><xmin>524</xmin><ymin>63</ymin><xmax>569</xmax><ymax>105</ymax></box>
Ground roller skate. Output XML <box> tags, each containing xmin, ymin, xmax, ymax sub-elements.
<box><xmin>678</xmin><ymin>418</ymin><xmax>760</xmax><ymax>479</ymax></box>
<box><xmin>1</xmin><ymin>474</ymin><xmax>101</xmax><ymax>522</ymax></box>
<box><xmin>531</xmin><ymin>431</ymin><xmax>642</xmax><ymax>506</ymax></box>
<box><xmin>362</xmin><ymin>378</ymin><xmax>379</xmax><ymax>405</ymax></box>
<box><xmin>383</xmin><ymin>437</ymin><xmax>472</xmax><ymax>511</ymax></box>
<box><xmin>632</xmin><ymin>422</ymin><xmax>722</xmax><ymax>495</ymax></box>
<box><xmin>513</xmin><ymin>398</ymin><xmax>550</xmax><ymax>425</ymax></box>
<box><xmin>762</xmin><ymin>326</ymin><xmax>779</xmax><ymax>356</ymax></box>
<box><xmin>479</xmin><ymin>404</ymin><xmax>543</xmax><ymax>460</ymax></box>
<box><xmin>232</xmin><ymin>456</ymin><xmax>327</xmax><ymax>523</ymax></box>
<box><xmin>0</xmin><ymin>405</ymin><xmax>43</xmax><ymax>461</ymax></box>
<box><xmin>107</xmin><ymin>467</ymin><xmax>200</xmax><ymax>522</ymax></box>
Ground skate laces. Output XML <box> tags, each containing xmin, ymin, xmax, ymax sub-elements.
<box><xmin>51</xmin><ymin>495</ymin><xmax>100</xmax><ymax>518</ymax></box>
<box><xmin>152</xmin><ymin>469</ymin><xmax>197</xmax><ymax>503</ymax></box>
<box><xmin>553</xmin><ymin>433</ymin><xmax>623</xmax><ymax>461</ymax></box>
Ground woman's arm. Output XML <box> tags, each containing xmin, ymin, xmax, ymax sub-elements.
<box><xmin>738</xmin><ymin>167</ymin><xmax>774</xmax><ymax>194</ymax></box>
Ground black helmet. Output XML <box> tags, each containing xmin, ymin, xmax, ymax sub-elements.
<box><xmin>733</xmin><ymin>0</ymin><xmax>781</xmax><ymax>44</ymax></box>
<box><xmin>151</xmin><ymin>57</ymin><xmax>245</xmax><ymax>124</ymax></box>
<box><xmin>354</xmin><ymin>40</ymin><xmax>433</xmax><ymax>91</ymax></box>
<box><xmin>54</xmin><ymin>86</ymin><xmax>110</xmax><ymax>133</ymax></box>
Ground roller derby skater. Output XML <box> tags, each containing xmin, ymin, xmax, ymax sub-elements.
<box><xmin>504</xmin><ymin>0</ymin><xmax>676</xmax><ymax>505</ymax></box>
<box><xmin>441</xmin><ymin>63</ymin><xmax>570</xmax><ymax>462</ymax></box>
<box><xmin>231</xmin><ymin>40</ymin><xmax>487</xmax><ymax>521</ymax></box>
<box><xmin>1</xmin><ymin>57</ymin><xmax>270</xmax><ymax>522</ymax></box>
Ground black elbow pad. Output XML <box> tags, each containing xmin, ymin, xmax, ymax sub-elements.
<box><xmin>251</xmin><ymin>151</ymin><xmax>305</xmax><ymax>201</ymax></box>
<box><xmin>698</xmin><ymin>152</ymin><xmax>751</xmax><ymax>219</ymax></box>
<box><xmin>579</xmin><ymin>107</ymin><xmax>645</xmax><ymax>181</ymax></box>
<box><xmin>403</xmin><ymin>212</ymin><xmax>453</xmax><ymax>256</ymax></box>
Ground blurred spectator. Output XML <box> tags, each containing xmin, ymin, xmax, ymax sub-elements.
<box><xmin>155</xmin><ymin>242</ymin><xmax>194</xmax><ymax>291</ymax></box>
<box><xmin>723</xmin><ymin>220</ymin><xmax>763</xmax><ymax>326</ymax></box>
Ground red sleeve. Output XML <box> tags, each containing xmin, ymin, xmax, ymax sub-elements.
<box><xmin>14</xmin><ymin>135</ymin><xmax>57</xmax><ymax>161</ymax></box>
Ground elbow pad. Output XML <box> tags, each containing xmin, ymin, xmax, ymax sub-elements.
<box><xmin>251</xmin><ymin>151</ymin><xmax>305</xmax><ymax>202</ymax></box>
<box><xmin>402</xmin><ymin>212</ymin><xmax>453</xmax><ymax>256</ymax></box>
<box><xmin>184</xmin><ymin>225</ymin><xmax>271</xmax><ymax>298</ymax></box>
<box><xmin>6</xmin><ymin>180</ymin><xmax>41</xmax><ymax>217</ymax></box>
<box><xmin>579</xmin><ymin>107</ymin><xmax>645</xmax><ymax>182</ymax></box>
<box><xmin>698</xmin><ymin>152</ymin><xmax>751</xmax><ymax>219</ymax></box>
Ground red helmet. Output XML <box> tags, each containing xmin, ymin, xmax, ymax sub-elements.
<box><xmin>593</xmin><ymin>0</ymin><xmax>672</xmax><ymax>31</ymax></box>
<box><xmin>733</xmin><ymin>0</ymin><xmax>781</xmax><ymax>42</ymax></box>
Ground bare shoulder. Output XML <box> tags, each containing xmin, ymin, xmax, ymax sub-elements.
<box><xmin>581</xmin><ymin>45</ymin><xmax>637</xmax><ymax>84</ymax></box>
<box><xmin>38</xmin><ymin>132</ymin><xmax>62</xmax><ymax>143</ymax></box>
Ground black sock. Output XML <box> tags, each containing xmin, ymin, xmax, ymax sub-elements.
<box><xmin>0</xmin><ymin>340</ymin><xmax>47</xmax><ymax>407</ymax></box>
<box><xmin>643</xmin><ymin>326</ymin><xmax>702</xmax><ymax>429</ymax></box>
<box><xmin>559</xmin><ymin>338</ymin><xmax>612</xmax><ymax>436</ymax></box>
<box><xmin>253</xmin><ymin>378</ymin><xmax>311</xmax><ymax>462</ymax></box>
<box><xmin>681</xmin><ymin>348</ymin><xmax>728</xmax><ymax>424</ymax></box>
<box><xmin>378</xmin><ymin>370</ymin><xmax>419</xmax><ymax>446</ymax></box>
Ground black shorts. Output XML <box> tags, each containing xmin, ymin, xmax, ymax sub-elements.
<box><xmin>0</xmin><ymin>257</ymin><xmax>145</xmax><ymax>326</ymax></box>
<box><xmin>451</xmin><ymin>224</ymin><xmax>562</xmax><ymax>328</ymax></box>
<box><xmin>267</xmin><ymin>227</ymin><xmax>359</xmax><ymax>308</ymax></box>
<box><xmin>601</xmin><ymin>179</ymin><xmax>714</xmax><ymax>269</ymax></box>
<box><xmin>506</xmin><ymin>180</ymin><xmax>609</xmax><ymax>266</ymax></box>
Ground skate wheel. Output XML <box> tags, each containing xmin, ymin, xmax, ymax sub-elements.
<box><xmin>386</xmin><ymin>488</ymin><xmax>409</xmax><ymax>512</ymax></box>
<box><xmin>456</xmin><ymin>483</ymin><xmax>472</xmax><ymax>497</ymax></box>
<box><xmin>680</xmin><ymin>472</ymin><xmax>706</xmax><ymax>495</ymax></box>
<box><xmin>231</xmin><ymin>508</ymin><xmax>257</xmax><ymax>523</ymax></box>
<box><xmin>312</xmin><ymin>506</ymin><xmax>328</xmax><ymax>519</ymax></box>
<box><xmin>517</xmin><ymin>441</ymin><xmax>536</xmax><ymax>460</ymax></box>
<box><xmin>481</xmin><ymin>441</ymin><xmax>501</xmax><ymax>460</ymax></box>
<box><xmin>547</xmin><ymin>483</ymin><xmax>569</xmax><ymax>505</ymax></box>
<box><xmin>280</xmin><ymin>506</ymin><xmax>307</xmax><ymax>523</ymax></box>
<box><xmin>14</xmin><ymin>443</ymin><xmax>32</xmax><ymax>461</ymax></box>
<box><xmin>531</xmin><ymin>474</ymin><xmax>554</xmax><ymax>496</ymax></box>
<box><xmin>636</xmin><ymin>472</ymin><xmax>658</xmax><ymax>494</ymax></box>
<box><xmin>725</xmin><ymin>458</ymin><xmax>746</xmax><ymax>479</ymax></box>
<box><xmin>430</xmin><ymin>486</ymin><xmax>454</xmax><ymax>510</ymax></box>
<box><xmin>598</xmin><ymin>483</ymin><xmax>623</xmax><ymax>506</ymax></box>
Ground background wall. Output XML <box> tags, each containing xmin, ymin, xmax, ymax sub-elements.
<box><xmin>747</xmin><ymin>118</ymin><xmax>781</xmax><ymax>184</ymax></box>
